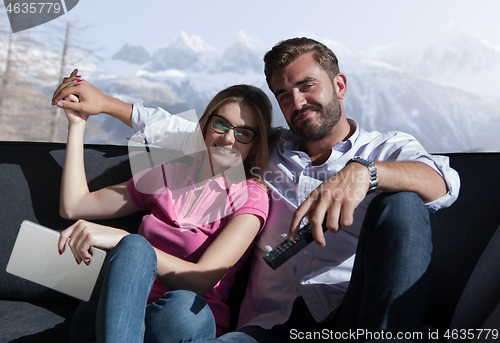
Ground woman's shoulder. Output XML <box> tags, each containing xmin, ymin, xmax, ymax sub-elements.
<box><xmin>245</xmin><ymin>177</ymin><xmax>268</xmax><ymax>192</ymax></box>
<box><xmin>241</xmin><ymin>179</ymin><xmax>270</xmax><ymax>208</ymax></box>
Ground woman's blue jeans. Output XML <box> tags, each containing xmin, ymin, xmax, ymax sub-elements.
<box><xmin>70</xmin><ymin>234</ymin><xmax>216</xmax><ymax>343</ymax></box>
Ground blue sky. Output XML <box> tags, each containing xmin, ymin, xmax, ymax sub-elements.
<box><xmin>7</xmin><ymin>0</ymin><xmax>498</xmax><ymax>57</ymax></box>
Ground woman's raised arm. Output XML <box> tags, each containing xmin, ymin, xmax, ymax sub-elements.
<box><xmin>59</xmin><ymin>94</ymin><xmax>139</xmax><ymax>220</ymax></box>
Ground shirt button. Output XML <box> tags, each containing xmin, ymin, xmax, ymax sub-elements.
<box><xmin>303</xmin><ymin>250</ymin><xmax>309</xmax><ymax>255</ymax></box>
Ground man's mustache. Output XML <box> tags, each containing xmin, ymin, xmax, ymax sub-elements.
<box><xmin>291</xmin><ymin>104</ymin><xmax>323</xmax><ymax>124</ymax></box>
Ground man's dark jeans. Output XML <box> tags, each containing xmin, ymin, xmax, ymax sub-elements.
<box><xmin>199</xmin><ymin>191</ymin><xmax>432</xmax><ymax>343</ymax></box>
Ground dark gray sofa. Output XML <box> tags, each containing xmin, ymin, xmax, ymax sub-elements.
<box><xmin>1</xmin><ymin>141</ymin><xmax>499</xmax><ymax>342</ymax></box>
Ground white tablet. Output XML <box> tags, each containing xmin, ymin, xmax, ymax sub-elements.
<box><xmin>6</xmin><ymin>220</ymin><xmax>106</xmax><ymax>302</ymax></box>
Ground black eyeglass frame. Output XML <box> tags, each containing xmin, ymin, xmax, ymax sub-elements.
<box><xmin>209</xmin><ymin>114</ymin><xmax>259</xmax><ymax>144</ymax></box>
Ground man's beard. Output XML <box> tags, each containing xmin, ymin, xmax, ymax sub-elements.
<box><xmin>289</xmin><ymin>95</ymin><xmax>341</xmax><ymax>142</ymax></box>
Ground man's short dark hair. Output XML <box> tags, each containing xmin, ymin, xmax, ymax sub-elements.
<box><xmin>263</xmin><ymin>37</ymin><xmax>340</xmax><ymax>87</ymax></box>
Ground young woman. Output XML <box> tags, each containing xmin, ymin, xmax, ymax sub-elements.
<box><xmin>56</xmin><ymin>82</ymin><xmax>273</xmax><ymax>342</ymax></box>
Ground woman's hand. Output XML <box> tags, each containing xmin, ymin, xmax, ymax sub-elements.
<box><xmin>63</xmin><ymin>93</ymin><xmax>89</xmax><ymax>126</ymax></box>
<box><xmin>58</xmin><ymin>220</ymin><xmax>129</xmax><ymax>265</ymax></box>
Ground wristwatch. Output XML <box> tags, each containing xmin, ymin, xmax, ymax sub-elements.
<box><xmin>347</xmin><ymin>157</ymin><xmax>378</xmax><ymax>194</ymax></box>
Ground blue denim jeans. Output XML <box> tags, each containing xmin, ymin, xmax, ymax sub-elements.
<box><xmin>194</xmin><ymin>192</ymin><xmax>432</xmax><ymax>343</ymax></box>
<box><xmin>70</xmin><ymin>234</ymin><xmax>216</xmax><ymax>343</ymax></box>
<box><xmin>333</xmin><ymin>191</ymin><xmax>432</xmax><ymax>340</ymax></box>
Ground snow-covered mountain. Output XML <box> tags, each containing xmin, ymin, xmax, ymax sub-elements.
<box><xmin>146</xmin><ymin>31</ymin><xmax>217</xmax><ymax>72</ymax></box>
<box><xmin>370</xmin><ymin>22</ymin><xmax>500</xmax><ymax>102</ymax></box>
<box><xmin>53</xmin><ymin>25</ymin><xmax>500</xmax><ymax>152</ymax></box>
<box><xmin>112</xmin><ymin>44</ymin><xmax>150</xmax><ymax>65</ymax></box>
<box><xmin>342</xmin><ymin>57</ymin><xmax>500</xmax><ymax>152</ymax></box>
<box><xmin>217</xmin><ymin>31</ymin><xmax>264</xmax><ymax>74</ymax></box>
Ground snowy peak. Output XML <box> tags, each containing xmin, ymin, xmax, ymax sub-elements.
<box><xmin>368</xmin><ymin>23</ymin><xmax>500</xmax><ymax>101</ymax></box>
<box><xmin>146</xmin><ymin>32</ymin><xmax>215</xmax><ymax>71</ymax></box>
<box><xmin>233</xmin><ymin>30</ymin><xmax>262</xmax><ymax>50</ymax></box>
<box><xmin>112</xmin><ymin>44</ymin><xmax>150</xmax><ymax>65</ymax></box>
<box><xmin>170</xmin><ymin>31</ymin><xmax>215</xmax><ymax>53</ymax></box>
<box><xmin>423</xmin><ymin>22</ymin><xmax>495</xmax><ymax>50</ymax></box>
<box><xmin>141</xmin><ymin>30</ymin><xmax>263</xmax><ymax>74</ymax></box>
<box><xmin>417</xmin><ymin>22</ymin><xmax>500</xmax><ymax>72</ymax></box>
<box><xmin>371</xmin><ymin>23</ymin><xmax>500</xmax><ymax>77</ymax></box>
<box><xmin>218</xmin><ymin>31</ymin><xmax>262</xmax><ymax>74</ymax></box>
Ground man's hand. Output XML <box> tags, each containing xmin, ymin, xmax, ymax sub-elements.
<box><xmin>52</xmin><ymin>69</ymin><xmax>133</xmax><ymax>127</ymax></box>
<box><xmin>289</xmin><ymin>160</ymin><xmax>448</xmax><ymax>247</ymax></box>
<box><xmin>51</xmin><ymin>68</ymin><xmax>79</xmax><ymax>104</ymax></box>
<box><xmin>52</xmin><ymin>69</ymin><xmax>112</xmax><ymax>117</ymax></box>
<box><xmin>289</xmin><ymin>162</ymin><xmax>371</xmax><ymax>247</ymax></box>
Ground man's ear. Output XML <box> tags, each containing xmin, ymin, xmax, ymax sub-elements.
<box><xmin>334</xmin><ymin>74</ymin><xmax>347</xmax><ymax>100</ymax></box>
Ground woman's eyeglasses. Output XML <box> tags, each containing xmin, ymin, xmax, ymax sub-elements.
<box><xmin>210</xmin><ymin>114</ymin><xmax>258</xmax><ymax>144</ymax></box>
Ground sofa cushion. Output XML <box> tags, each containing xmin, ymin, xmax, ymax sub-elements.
<box><xmin>449</xmin><ymin>225</ymin><xmax>500</xmax><ymax>331</ymax></box>
<box><xmin>427</xmin><ymin>153</ymin><xmax>500</xmax><ymax>330</ymax></box>
<box><xmin>0</xmin><ymin>300</ymin><xmax>76</xmax><ymax>342</ymax></box>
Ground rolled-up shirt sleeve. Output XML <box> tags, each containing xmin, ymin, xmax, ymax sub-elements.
<box><xmin>418</xmin><ymin>154</ymin><xmax>460</xmax><ymax>212</ymax></box>
<box><xmin>362</xmin><ymin>130</ymin><xmax>460</xmax><ymax>213</ymax></box>
<box><xmin>131</xmin><ymin>102</ymin><xmax>204</xmax><ymax>156</ymax></box>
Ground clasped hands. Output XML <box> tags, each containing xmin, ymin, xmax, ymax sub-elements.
<box><xmin>52</xmin><ymin>69</ymin><xmax>110</xmax><ymax>118</ymax></box>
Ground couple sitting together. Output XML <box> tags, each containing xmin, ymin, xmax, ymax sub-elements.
<box><xmin>51</xmin><ymin>37</ymin><xmax>460</xmax><ymax>343</ymax></box>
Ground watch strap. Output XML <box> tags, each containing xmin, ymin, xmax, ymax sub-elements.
<box><xmin>347</xmin><ymin>157</ymin><xmax>378</xmax><ymax>194</ymax></box>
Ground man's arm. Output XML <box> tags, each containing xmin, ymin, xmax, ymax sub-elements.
<box><xmin>52</xmin><ymin>70</ymin><xmax>202</xmax><ymax>157</ymax></box>
<box><xmin>376</xmin><ymin>161</ymin><xmax>447</xmax><ymax>202</ymax></box>
<box><xmin>289</xmin><ymin>160</ymin><xmax>447</xmax><ymax>247</ymax></box>
<box><xmin>52</xmin><ymin>69</ymin><xmax>134</xmax><ymax>127</ymax></box>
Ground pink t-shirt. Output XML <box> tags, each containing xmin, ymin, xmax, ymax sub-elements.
<box><xmin>128</xmin><ymin>162</ymin><xmax>269</xmax><ymax>336</ymax></box>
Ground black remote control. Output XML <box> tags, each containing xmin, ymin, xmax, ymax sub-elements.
<box><xmin>263</xmin><ymin>219</ymin><xmax>328</xmax><ymax>270</ymax></box>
